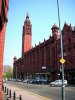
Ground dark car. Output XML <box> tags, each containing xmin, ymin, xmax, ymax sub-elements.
<box><xmin>31</xmin><ymin>78</ymin><xmax>48</xmax><ymax>84</ymax></box>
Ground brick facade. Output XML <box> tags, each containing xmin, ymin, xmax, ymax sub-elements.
<box><xmin>0</xmin><ymin>0</ymin><xmax>9</xmax><ymax>99</ymax></box>
<box><xmin>13</xmin><ymin>14</ymin><xmax>75</xmax><ymax>83</ymax></box>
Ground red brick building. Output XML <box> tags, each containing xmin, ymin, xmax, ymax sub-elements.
<box><xmin>13</xmin><ymin>14</ymin><xmax>75</xmax><ymax>83</ymax></box>
<box><xmin>61</xmin><ymin>23</ymin><xmax>75</xmax><ymax>83</ymax></box>
<box><xmin>0</xmin><ymin>0</ymin><xmax>9</xmax><ymax>99</ymax></box>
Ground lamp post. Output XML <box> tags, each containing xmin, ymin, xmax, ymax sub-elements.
<box><xmin>57</xmin><ymin>0</ymin><xmax>65</xmax><ymax>100</ymax></box>
<box><xmin>16</xmin><ymin>67</ymin><xmax>17</xmax><ymax>79</ymax></box>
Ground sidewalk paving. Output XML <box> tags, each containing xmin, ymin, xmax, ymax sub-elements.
<box><xmin>2</xmin><ymin>92</ymin><xmax>7</xmax><ymax>100</ymax></box>
<box><xmin>3</xmin><ymin>83</ymin><xmax>51</xmax><ymax>100</ymax></box>
<box><xmin>2</xmin><ymin>92</ymin><xmax>13</xmax><ymax>100</ymax></box>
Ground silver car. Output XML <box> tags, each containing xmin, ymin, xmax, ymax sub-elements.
<box><xmin>50</xmin><ymin>80</ymin><xmax>67</xmax><ymax>86</ymax></box>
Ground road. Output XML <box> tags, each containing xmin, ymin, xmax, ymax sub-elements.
<box><xmin>7</xmin><ymin>81</ymin><xmax>75</xmax><ymax>100</ymax></box>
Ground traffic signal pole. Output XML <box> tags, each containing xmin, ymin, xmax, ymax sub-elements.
<box><xmin>57</xmin><ymin>0</ymin><xmax>65</xmax><ymax>100</ymax></box>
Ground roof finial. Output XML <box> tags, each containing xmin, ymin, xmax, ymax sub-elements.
<box><xmin>26</xmin><ymin>12</ymin><xmax>29</xmax><ymax>19</ymax></box>
<box><xmin>51</xmin><ymin>23</ymin><xmax>59</xmax><ymax>30</ymax></box>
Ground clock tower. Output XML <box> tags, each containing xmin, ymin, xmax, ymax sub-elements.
<box><xmin>22</xmin><ymin>13</ymin><xmax>32</xmax><ymax>56</ymax></box>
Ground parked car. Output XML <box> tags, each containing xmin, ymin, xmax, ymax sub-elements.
<box><xmin>13</xmin><ymin>79</ymin><xmax>22</xmax><ymax>82</ymax></box>
<box><xmin>31</xmin><ymin>78</ymin><xmax>48</xmax><ymax>84</ymax></box>
<box><xmin>23</xmin><ymin>79</ymin><xmax>29</xmax><ymax>83</ymax></box>
<box><xmin>28</xmin><ymin>79</ymin><xmax>34</xmax><ymax>84</ymax></box>
<box><xmin>16</xmin><ymin>79</ymin><xmax>22</xmax><ymax>82</ymax></box>
<box><xmin>50</xmin><ymin>80</ymin><xmax>67</xmax><ymax>87</ymax></box>
<box><xmin>68</xmin><ymin>77</ymin><xmax>75</xmax><ymax>84</ymax></box>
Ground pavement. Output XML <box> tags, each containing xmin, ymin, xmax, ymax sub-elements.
<box><xmin>2</xmin><ymin>83</ymin><xmax>51</xmax><ymax>100</ymax></box>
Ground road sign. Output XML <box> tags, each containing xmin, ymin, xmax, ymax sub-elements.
<box><xmin>60</xmin><ymin>58</ymin><xmax>65</xmax><ymax>64</ymax></box>
<box><xmin>42</xmin><ymin>66</ymin><xmax>46</xmax><ymax>69</ymax></box>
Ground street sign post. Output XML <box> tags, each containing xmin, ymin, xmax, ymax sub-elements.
<box><xmin>57</xmin><ymin>0</ymin><xmax>65</xmax><ymax>100</ymax></box>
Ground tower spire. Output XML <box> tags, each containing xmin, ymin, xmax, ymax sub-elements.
<box><xmin>26</xmin><ymin>12</ymin><xmax>29</xmax><ymax>19</ymax></box>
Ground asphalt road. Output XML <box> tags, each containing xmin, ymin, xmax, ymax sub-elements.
<box><xmin>7</xmin><ymin>81</ymin><xmax>75</xmax><ymax>100</ymax></box>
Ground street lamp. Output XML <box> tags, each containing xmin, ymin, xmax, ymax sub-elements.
<box><xmin>58</xmin><ymin>73</ymin><xmax>60</xmax><ymax>79</ymax></box>
<box><xmin>16</xmin><ymin>67</ymin><xmax>17</xmax><ymax>79</ymax></box>
<box><xmin>57</xmin><ymin>0</ymin><xmax>65</xmax><ymax>100</ymax></box>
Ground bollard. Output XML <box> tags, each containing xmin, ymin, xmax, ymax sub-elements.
<box><xmin>6</xmin><ymin>88</ymin><xmax>8</xmax><ymax>95</ymax></box>
<box><xmin>5</xmin><ymin>86</ymin><xmax>6</xmax><ymax>93</ymax></box>
<box><xmin>9</xmin><ymin>89</ymin><xmax>11</xmax><ymax>98</ymax></box>
<box><xmin>6</xmin><ymin>95</ymin><xmax>10</xmax><ymax>100</ymax></box>
<box><xmin>19</xmin><ymin>95</ymin><xmax>22</xmax><ymax>100</ymax></box>
<box><xmin>2</xmin><ymin>84</ymin><xmax>4</xmax><ymax>91</ymax></box>
<box><xmin>13</xmin><ymin>91</ymin><xmax>16</xmax><ymax>100</ymax></box>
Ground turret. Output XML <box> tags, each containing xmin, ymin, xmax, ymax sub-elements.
<box><xmin>51</xmin><ymin>24</ymin><xmax>59</xmax><ymax>40</ymax></box>
<box><xmin>13</xmin><ymin>56</ymin><xmax>17</xmax><ymax>63</ymax></box>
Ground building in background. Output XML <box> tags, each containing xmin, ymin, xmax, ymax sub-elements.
<box><xmin>13</xmin><ymin>14</ymin><xmax>75</xmax><ymax>84</ymax></box>
<box><xmin>3</xmin><ymin>65</ymin><xmax>12</xmax><ymax>74</ymax></box>
<box><xmin>0</xmin><ymin>0</ymin><xmax>9</xmax><ymax>99</ymax></box>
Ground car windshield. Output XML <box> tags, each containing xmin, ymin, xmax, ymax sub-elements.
<box><xmin>55</xmin><ymin>80</ymin><xmax>59</xmax><ymax>82</ymax></box>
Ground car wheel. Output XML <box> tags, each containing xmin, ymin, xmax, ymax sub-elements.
<box><xmin>51</xmin><ymin>84</ymin><xmax>54</xmax><ymax>87</ymax></box>
<box><xmin>65</xmin><ymin>84</ymin><xmax>67</xmax><ymax>87</ymax></box>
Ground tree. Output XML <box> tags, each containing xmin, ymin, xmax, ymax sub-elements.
<box><xmin>3</xmin><ymin>65</ymin><xmax>13</xmax><ymax>79</ymax></box>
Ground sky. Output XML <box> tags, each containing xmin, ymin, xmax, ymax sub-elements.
<box><xmin>3</xmin><ymin>0</ymin><xmax>75</xmax><ymax>67</ymax></box>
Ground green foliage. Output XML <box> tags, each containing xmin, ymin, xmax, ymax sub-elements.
<box><xmin>3</xmin><ymin>65</ymin><xmax>13</xmax><ymax>79</ymax></box>
<box><xmin>3</xmin><ymin>72</ymin><xmax>13</xmax><ymax>79</ymax></box>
